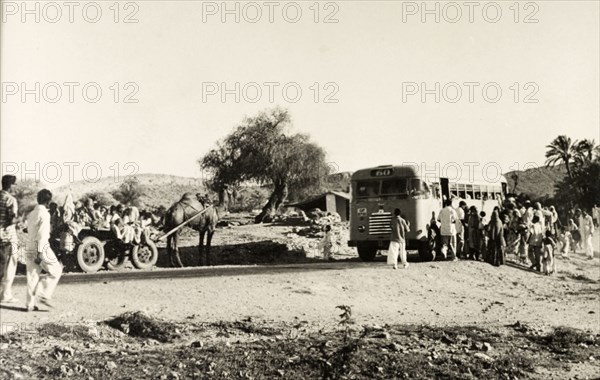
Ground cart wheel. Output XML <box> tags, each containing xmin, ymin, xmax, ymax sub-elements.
<box><xmin>131</xmin><ymin>239</ymin><xmax>158</xmax><ymax>270</ymax></box>
<box><xmin>76</xmin><ymin>236</ymin><xmax>105</xmax><ymax>273</ymax></box>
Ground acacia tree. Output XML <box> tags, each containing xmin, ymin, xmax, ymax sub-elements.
<box><xmin>83</xmin><ymin>191</ymin><xmax>117</xmax><ymax>207</ymax></box>
<box><xmin>200</xmin><ymin>107</ymin><xmax>330</xmax><ymax>223</ymax></box>
<box><xmin>200</xmin><ymin>141</ymin><xmax>240</xmax><ymax>211</ymax></box>
<box><xmin>111</xmin><ymin>176</ymin><xmax>145</xmax><ymax>207</ymax></box>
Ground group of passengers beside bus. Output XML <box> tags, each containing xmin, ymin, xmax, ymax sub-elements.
<box><xmin>432</xmin><ymin>199</ymin><xmax>503</xmax><ymax>266</ymax></box>
<box><xmin>429</xmin><ymin>197</ymin><xmax>596</xmax><ymax>274</ymax></box>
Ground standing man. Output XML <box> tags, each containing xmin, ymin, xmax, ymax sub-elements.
<box><xmin>455</xmin><ymin>201</ymin><xmax>467</xmax><ymax>259</ymax></box>
<box><xmin>577</xmin><ymin>208</ymin><xmax>586</xmax><ymax>253</ymax></box>
<box><xmin>533</xmin><ymin>202</ymin><xmax>546</xmax><ymax>231</ymax></box>
<box><xmin>581</xmin><ymin>210</ymin><xmax>595</xmax><ymax>259</ymax></box>
<box><xmin>528</xmin><ymin>215</ymin><xmax>544</xmax><ymax>271</ymax></box>
<box><xmin>387</xmin><ymin>208</ymin><xmax>410</xmax><ymax>269</ymax></box>
<box><xmin>26</xmin><ymin>189</ymin><xmax>62</xmax><ymax>311</ymax></box>
<box><xmin>0</xmin><ymin>175</ymin><xmax>20</xmax><ymax>304</ymax></box>
<box><xmin>438</xmin><ymin>199</ymin><xmax>458</xmax><ymax>261</ymax></box>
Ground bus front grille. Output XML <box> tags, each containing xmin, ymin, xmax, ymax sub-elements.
<box><xmin>368</xmin><ymin>212</ymin><xmax>392</xmax><ymax>235</ymax></box>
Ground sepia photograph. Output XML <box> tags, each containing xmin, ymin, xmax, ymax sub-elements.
<box><xmin>1</xmin><ymin>1</ymin><xmax>599</xmax><ymax>378</ymax></box>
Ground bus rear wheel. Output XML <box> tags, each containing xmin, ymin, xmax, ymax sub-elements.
<box><xmin>357</xmin><ymin>246</ymin><xmax>377</xmax><ymax>261</ymax></box>
<box><xmin>418</xmin><ymin>240</ymin><xmax>435</xmax><ymax>262</ymax></box>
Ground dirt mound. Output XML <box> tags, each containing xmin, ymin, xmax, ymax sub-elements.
<box><xmin>106</xmin><ymin>311</ymin><xmax>181</xmax><ymax>343</ymax></box>
<box><xmin>210</xmin><ymin>318</ymin><xmax>282</xmax><ymax>337</ymax></box>
<box><xmin>3</xmin><ymin>317</ymin><xmax>599</xmax><ymax>379</ymax></box>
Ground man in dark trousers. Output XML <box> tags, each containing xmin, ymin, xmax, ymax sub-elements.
<box><xmin>387</xmin><ymin>208</ymin><xmax>410</xmax><ymax>269</ymax></box>
<box><xmin>455</xmin><ymin>201</ymin><xmax>468</xmax><ymax>259</ymax></box>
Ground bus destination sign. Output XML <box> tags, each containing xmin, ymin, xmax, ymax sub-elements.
<box><xmin>371</xmin><ymin>168</ymin><xmax>393</xmax><ymax>177</ymax></box>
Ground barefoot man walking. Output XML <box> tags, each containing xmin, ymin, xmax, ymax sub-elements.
<box><xmin>25</xmin><ymin>189</ymin><xmax>63</xmax><ymax>311</ymax></box>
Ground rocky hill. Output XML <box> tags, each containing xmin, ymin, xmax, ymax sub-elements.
<box><xmin>51</xmin><ymin>174</ymin><xmax>205</xmax><ymax>209</ymax></box>
<box><xmin>505</xmin><ymin>165</ymin><xmax>566</xmax><ymax>200</ymax></box>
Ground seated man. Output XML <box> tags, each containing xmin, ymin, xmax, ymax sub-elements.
<box><xmin>123</xmin><ymin>206</ymin><xmax>140</xmax><ymax>224</ymax></box>
<box><xmin>111</xmin><ymin>214</ymin><xmax>140</xmax><ymax>245</ymax></box>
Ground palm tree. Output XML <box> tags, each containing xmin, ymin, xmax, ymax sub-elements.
<box><xmin>545</xmin><ymin>135</ymin><xmax>575</xmax><ymax>178</ymax></box>
<box><xmin>573</xmin><ymin>139</ymin><xmax>597</xmax><ymax>167</ymax></box>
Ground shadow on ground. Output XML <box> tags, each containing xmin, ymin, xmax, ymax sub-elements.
<box><xmin>156</xmin><ymin>240</ymin><xmax>328</xmax><ymax>268</ymax></box>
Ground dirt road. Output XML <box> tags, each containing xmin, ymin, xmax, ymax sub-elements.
<box><xmin>1</xmin><ymin>225</ymin><xmax>599</xmax><ymax>380</ymax></box>
<box><xmin>2</xmin><ymin>251</ymin><xmax>598</xmax><ymax>335</ymax></box>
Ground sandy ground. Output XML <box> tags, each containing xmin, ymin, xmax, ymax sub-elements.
<box><xmin>1</xmin><ymin>221</ymin><xmax>599</xmax><ymax>335</ymax></box>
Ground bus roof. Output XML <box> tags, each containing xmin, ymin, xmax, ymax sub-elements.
<box><xmin>351</xmin><ymin>165</ymin><xmax>507</xmax><ymax>185</ymax></box>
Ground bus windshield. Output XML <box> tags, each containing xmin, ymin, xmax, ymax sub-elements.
<box><xmin>381</xmin><ymin>179</ymin><xmax>408</xmax><ymax>195</ymax></box>
<box><xmin>356</xmin><ymin>181</ymin><xmax>380</xmax><ymax>197</ymax></box>
<box><xmin>409</xmin><ymin>178</ymin><xmax>430</xmax><ymax>198</ymax></box>
<box><xmin>356</xmin><ymin>178</ymin><xmax>432</xmax><ymax>198</ymax></box>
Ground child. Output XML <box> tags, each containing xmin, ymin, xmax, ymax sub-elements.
<box><xmin>567</xmin><ymin>219</ymin><xmax>579</xmax><ymax>253</ymax></box>
<box><xmin>319</xmin><ymin>225</ymin><xmax>336</xmax><ymax>260</ymax></box>
<box><xmin>541</xmin><ymin>230</ymin><xmax>557</xmax><ymax>275</ymax></box>
<box><xmin>558</xmin><ymin>227</ymin><xmax>571</xmax><ymax>259</ymax></box>
<box><xmin>517</xmin><ymin>221</ymin><xmax>530</xmax><ymax>265</ymax></box>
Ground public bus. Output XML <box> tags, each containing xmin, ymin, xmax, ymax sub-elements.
<box><xmin>347</xmin><ymin>165</ymin><xmax>508</xmax><ymax>261</ymax></box>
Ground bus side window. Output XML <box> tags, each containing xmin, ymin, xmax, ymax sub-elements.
<box><xmin>466</xmin><ymin>184</ymin><xmax>474</xmax><ymax>199</ymax></box>
<box><xmin>474</xmin><ymin>185</ymin><xmax>481</xmax><ymax>200</ymax></box>
<box><xmin>458</xmin><ymin>184</ymin><xmax>466</xmax><ymax>199</ymax></box>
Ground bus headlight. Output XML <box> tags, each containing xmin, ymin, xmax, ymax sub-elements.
<box><xmin>358</xmin><ymin>225</ymin><xmax>366</xmax><ymax>233</ymax></box>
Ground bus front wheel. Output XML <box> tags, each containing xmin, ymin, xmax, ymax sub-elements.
<box><xmin>418</xmin><ymin>240</ymin><xmax>435</xmax><ymax>262</ymax></box>
<box><xmin>357</xmin><ymin>246</ymin><xmax>377</xmax><ymax>261</ymax></box>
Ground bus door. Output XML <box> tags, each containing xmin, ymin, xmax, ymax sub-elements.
<box><xmin>440</xmin><ymin>178</ymin><xmax>450</xmax><ymax>200</ymax></box>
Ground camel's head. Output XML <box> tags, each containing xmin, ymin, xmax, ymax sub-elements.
<box><xmin>196</xmin><ymin>193</ymin><xmax>212</xmax><ymax>207</ymax></box>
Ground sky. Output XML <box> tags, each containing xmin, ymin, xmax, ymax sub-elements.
<box><xmin>1</xmin><ymin>0</ymin><xmax>599</xmax><ymax>188</ymax></box>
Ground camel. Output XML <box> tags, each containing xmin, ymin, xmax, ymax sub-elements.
<box><xmin>163</xmin><ymin>193</ymin><xmax>222</xmax><ymax>267</ymax></box>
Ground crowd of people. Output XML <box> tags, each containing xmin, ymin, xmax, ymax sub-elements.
<box><xmin>429</xmin><ymin>198</ymin><xmax>597</xmax><ymax>274</ymax></box>
<box><xmin>0</xmin><ymin>175</ymin><xmax>156</xmax><ymax>312</ymax></box>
